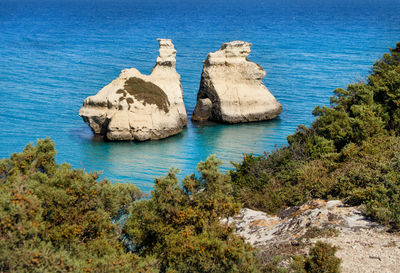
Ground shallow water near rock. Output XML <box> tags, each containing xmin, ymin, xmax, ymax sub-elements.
<box><xmin>1</xmin><ymin>0</ymin><xmax>399</xmax><ymax>192</ymax></box>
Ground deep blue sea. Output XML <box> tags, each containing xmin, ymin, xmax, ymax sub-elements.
<box><xmin>1</xmin><ymin>0</ymin><xmax>399</xmax><ymax>192</ymax></box>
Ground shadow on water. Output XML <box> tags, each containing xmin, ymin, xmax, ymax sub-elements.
<box><xmin>72</xmin><ymin>118</ymin><xmax>282</xmax><ymax>192</ymax></box>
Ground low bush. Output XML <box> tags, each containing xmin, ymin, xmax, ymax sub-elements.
<box><xmin>0</xmin><ymin>138</ymin><xmax>142</xmax><ymax>272</ymax></box>
<box><xmin>3</xmin><ymin>42</ymin><xmax>399</xmax><ymax>271</ymax></box>
<box><xmin>303</xmin><ymin>241</ymin><xmax>341</xmax><ymax>273</ymax></box>
<box><xmin>230</xmin><ymin>42</ymin><xmax>400</xmax><ymax>229</ymax></box>
<box><xmin>123</xmin><ymin>156</ymin><xmax>261</xmax><ymax>273</ymax></box>
<box><xmin>0</xmin><ymin>143</ymin><xmax>262</xmax><ymax>272</ymax></box>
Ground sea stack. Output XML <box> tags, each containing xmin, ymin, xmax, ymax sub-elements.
<box><xmin>192</xmin><ymin>41</ymin><xmax>282</xmax><ymax>123</ymax></box>
<box><xmin>79</xmin><ymin>39</ymin><xmax>188</xmax><ymax>141</ymax></box>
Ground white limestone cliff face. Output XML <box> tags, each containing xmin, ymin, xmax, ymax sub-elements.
<box><xmin>79</xmin><ymin>39</ymin><xmax>188</xmax><ymax>141</ymax></box>
<box><xmin>192</xmin><ymin>41</ymin><xmax>282</xmax><ymax>123</ymax></box>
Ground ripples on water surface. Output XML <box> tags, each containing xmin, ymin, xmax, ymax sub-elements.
<box><xmin>0</xmin><ymin>0</ymin><xmax>399</xmax><ymax>192</ymax></box>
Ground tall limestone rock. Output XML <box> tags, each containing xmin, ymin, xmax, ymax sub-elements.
<box><xmin>192</xmin><ymin>41</ymin><xmax>282</xmax><ymax>123</ymax></box>
<box><xmin>79</xmin><ymin>39</ymin><xmax>188</xmax><ymax>141</ymax></box>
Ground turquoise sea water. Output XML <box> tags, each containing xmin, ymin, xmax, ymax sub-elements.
<box><xmin>1</xmin><ymin>0</ymin><xmax>399</xmax><ymax>192</ymax></box>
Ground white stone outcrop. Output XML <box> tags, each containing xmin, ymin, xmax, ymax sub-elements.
<box><xmin>192</xmin><ymin>41</ymin><xmax>282</xmax><ymax>123</ymax></box>
<box><xmin>223</xmin><ymin>199</ymin><xmax>385</xmax><ymax>249</ymax></box>
<box><xmin>79</xmin><ymin>39</ymin><xmax>188</xmax><ymax>141</ymax></box>
<box><xmin>222</xmin><ymin>200</ymin><xmax>396</xmax><ymax>273</ymax></box>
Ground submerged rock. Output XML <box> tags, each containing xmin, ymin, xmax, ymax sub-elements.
<box><xmin>79</xmin><ymin>39</ymin><xmax>188</xmax><ymax>141</ymax></box>
<box><xmin>192</xmin><ymin>41</ymin><xmax>282</xmax><ymax>123</ymax></box>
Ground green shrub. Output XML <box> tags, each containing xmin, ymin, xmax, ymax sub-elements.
<box><xmin>123</xmin><ymin>156</ymin><xmax>261</xmax><ymax>273</ymax></box>
<box><xmin>230</xmin><ymin>42</ymin><xmax>400</xmax><ymax>229</ymax></box>
<box><xmin>0</xmin><ymin>143</ymin><xmax>263</xmax><ymax>272</ymax></box>
<box><xmin>2</xmin><ymin>42</ymin><xmax>399</xmax><ymax>272</ymax></box>
<box><xmin>304</xmin><ymin>242</ymin><xmax>341</xmax><ymax>273</ymax></box>
<box><xmin>290</xmin><ymin>242</ymin><xmax>341</xmax><ymax>273</ymax></box>
<box><xmin>0</xmin><ymin>138</ymin><xmax>142</xmax><ymax>272</ymax></box>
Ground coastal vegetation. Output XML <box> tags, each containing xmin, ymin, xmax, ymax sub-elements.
<box><xmin>230</xmin><ymin>42</ymin><xmax>400</xmax><ymax>230</ymax></box>
<box><xmin>291</xmin><ymin>242</ymin><xmax>341</xmax><ymax>273</ymax></box>
<box><xmin>1</xmin><ymin>42</ymin><xmax>399</xmax><ymax>272</ymax></box>
<box><xmin>0</xmin><ymin>140</ymin><xmax>258</xmax><ymax>272</ymax></box>
<box><xmin>123</xmin><ymin>156</ymin><xmax>259</xmax><ymax>272</ymax></box>
<box><xmin>0</xmin><ymin>139</ymin><xmax>142</xmax><ymax>272</ymax></box>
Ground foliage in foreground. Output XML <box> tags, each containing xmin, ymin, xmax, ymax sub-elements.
<box><xmin>0</xmin><ymin>140</ymin><xmax>261</xmax><ymax>272</ymax></box>
<box><xmin>123</xmin><ymin>156</ymin><xmax>260</xmax><ymax>273</ymax></box>
<box><xmin>260</xmin><ymin>241</ymin><xmax>341</xmax><ymax>273</ymax></box>
<box><xmin>230</xmin><ymin>42</ymin><xmax>400</xmax><ymax>229</ymax></box>
<box><xmin>3</xmin><ymin>42</ymin><xmax>398</xmax><ymax>271</ymax></box>
<box><xmin>292</xmin><ymin>242</ymin><xmax>341</xmax><ymax>273</ymax></box>
<box><xmin>0</xmin><ymin>138</ymin><xmax>142</xmax><ymax>272</ymax></box>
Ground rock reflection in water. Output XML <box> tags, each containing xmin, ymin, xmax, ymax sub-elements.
<box><xmin>79</xmin><ymin>119</ymin><xmax>281</xmax><ymax>193</ymax></box>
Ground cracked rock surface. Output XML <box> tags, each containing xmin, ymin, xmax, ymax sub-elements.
<box><xmin>224</xmin><ymin>200</ymin><xmax>400</xmax><ymax>272</ymax></box>
<box><xmin>225</xmin><ymin>200</ymin><xmax>385</xmax><ymax>249</ymax></box>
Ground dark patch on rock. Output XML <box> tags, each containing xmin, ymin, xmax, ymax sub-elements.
<box><xmin>122</xmin><ymin>77</ymin><xmax>170</xmax><ymax>113</ymax></box>
<box><xmin>278</xmin><ymin>205</ymin><xmax>301</xmax><ymax>219</ymax></box>
<box><xmin>116</xmin><ymin>89</ymin><xmax>126</xmax><ymax>96</ymax></box>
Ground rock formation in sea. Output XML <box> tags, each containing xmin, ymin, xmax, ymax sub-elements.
<box><xmin>79</xmin><ymin>39</ymin><xmax>188</xmax><ymax>141</ymax></box>
<box><xmin>192</xmin><ymin>41</ymin><xmax>282</xmax><ymax>123</ymax></box>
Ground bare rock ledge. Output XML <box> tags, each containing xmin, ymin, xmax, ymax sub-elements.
<box><xmin>192</xmin><ymin>40</ymin><xmax>282</xmax><ymax>123</ymax></box>
<box><xmin>224</xmin><ymin>200</ymin><xmax>400</xmax><ymax>273</ymax></box>
<box><xmin>79</xmin><ymin>39</ymin><xmax>188</xmax><ymax>141</ymax></box>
